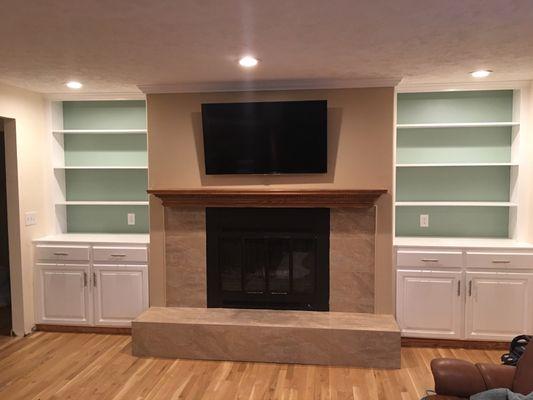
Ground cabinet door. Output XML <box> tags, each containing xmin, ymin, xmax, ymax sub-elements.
<box><xmin>35</xmin><ymin>264</ymin><xmax>91</xmax><ymax>325</ymax></box>
<box><xmin>93</xmin><ymin>264</ymin><xmax>148</xmax><ymax>327</ymax></box>
<box><xmin>465</xmin><ymin>271</ymin><xmax>533</xmax><ymax>341</ymax></box>
<box><xmin>397</xmin><ymin>269</ymin><xmax>463</xmax><ymax>339</ymax></box>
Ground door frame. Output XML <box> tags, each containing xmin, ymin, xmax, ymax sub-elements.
<box><xmin>1</xmin><ymin>118</ymin><xmax>25</xmax><ymax>336</ymax></box>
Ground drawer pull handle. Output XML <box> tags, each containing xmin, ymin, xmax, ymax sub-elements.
<box><xmin>83</xmin><ymin>272</ymin><xmax>88</xmax><ymax>287</ymax></box>
<box><xmin>271</xmin><ymin>292</ymin><xmax>289</xmax><ymax>295</ymax></box>
<box><xmin>468</xmin><ymin>281</ymin><xmax>473</xmax><ymax>297</ymax></box>
<box><xmin>53</xmin><ymin>252</ymin><xmax>69</xmax><ymax>256</ymax></box>
<box><xmin>492</xmin><ymin>260</ymin><xmax>511</xmax><ymax>264</ymax></box>
<box><xmin>457</xmin><ymin>280</ymin><xmax>461</xmax><ymax>297</ymax></box>
<box><xmin>421</xmin><ymin>259</ymin><xmax>439</xmax><ymax>263</ymax></box>
<box><xmin>111</xmin><ymin>254</ymin><xmax>127</xmax><ymax>257</ymax></box>
<box><xmin>93</xmin><ymin>272</ymin><xmax>97</xmax><ymax>287</ymax></box>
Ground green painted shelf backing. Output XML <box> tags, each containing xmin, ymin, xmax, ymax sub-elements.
<box><xmin>67</xmin><ymin>205</ymin><xmax>148</xmax><ymax>233</ymax></box>
<box><xmin>396</xmin><ymin>90</ymin><xmax>514</xmax><ymax>238</ymax></box>
<box><xmin>65</xmin><ymin>170</ymin><xmax>148</xmax><ymax>201</ymax></box>
<box><xmin>397</xmin><ymin>127</ymin><xmax>512</xmax><ymax>164</ymax></box>
<box><xmin>397</xmin><ymin>91</ymin><xmax>513</xmax><ymax>124</ymax></box>
<box><xmin>396</xmin><ymin>166</ymin><xmax>510</xmax><ymax>202</ymax></box>
<box><xmin>63</xmin><ymin>101</ymin><xmax>146</xmax><ymax>130</ymax></box>
<box><xmin>62</xmin><ymin>100</ymin><xmax>148</xmax><ymax>233</ymax></box>
<box><xmin>396</xmin><ymin>206</ymin><xmax>509</xmax><ymax>238</ymax></box>
<box><xmin>64</xmin><ymin>134</ymin><xmax>147</xmax><ymax>167</ymax></box>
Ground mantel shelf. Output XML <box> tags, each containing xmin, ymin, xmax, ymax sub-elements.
<box><xmin>148</xmin><ymin>189</ymin><xmax>388</xmax><ymax>208</ymax></box>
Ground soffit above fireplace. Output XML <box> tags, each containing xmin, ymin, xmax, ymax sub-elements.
<box><xmin>148</xmin><ymin>189</ymin><xmax>387</xmax><ymax>208</ymax></box>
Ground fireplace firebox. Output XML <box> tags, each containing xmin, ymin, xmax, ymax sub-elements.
<box><xmin>206</xmin><ymin>208</ymin><xmax>330</xmax><ymax>311</ymax></box>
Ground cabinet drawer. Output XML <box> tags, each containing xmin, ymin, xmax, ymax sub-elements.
<box><xmin>397</xmin><ymin>250</ymin><xmax>462</xmax><ymax>268</ymax></box>
<box><xmin>93</xmin><ymin>247</ymin><xmax>148</xmax><ymax>263</ymax></box>
<box><xmin>35</xmin><ymin>245</ymin><xmax>90</xmax><ymax>262</ymax></box>
<box><xmin>466</xmin><ymin>252</ymin><xmax>533</xmax><ymax>270</ymax></box>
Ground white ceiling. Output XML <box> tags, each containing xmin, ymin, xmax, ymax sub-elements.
<box><xmin>1</xmin><ymin>0</ymin><xmax>533</xmax><ymax>94</ymax></box>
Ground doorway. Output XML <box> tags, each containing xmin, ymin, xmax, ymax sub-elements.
<box><xmin>0</xmin><ymin>125</ymin><xmax>11</xmax><ymax>335</ymax></box>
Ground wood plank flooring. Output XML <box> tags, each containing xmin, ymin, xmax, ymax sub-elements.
<box><xmin>0</xmin><ymin>332</ymin><xmax>503</xmax><ymax>400</ymax></box>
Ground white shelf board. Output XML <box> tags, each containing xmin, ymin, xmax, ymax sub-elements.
<box><xmin>52</xmin><ymin>129</ymin><xmax>147</xmax><ymax>134</ymax></box>
<box><xmin>54</xmin><ymin>166</ymin><xmax>147</xmax><ymax>170</ymax></box>
<box><xmin>396</xmin><ymin>163</ymin><xmax>518</xmax><ymax>167</ymax></box>
<box><xmin>56</xmin><ymin>201</ymin><xmax>149</xmax><ymax>206</ymax></box>
<box><xmin>395</xmin><ymin>201</ymin><xmax>517</xmax><ymax>207</ymax></box>
<box><xmin>397</xmin><ymin>122</ymin><xmax>519</xmax><ymax>129</ymax></box>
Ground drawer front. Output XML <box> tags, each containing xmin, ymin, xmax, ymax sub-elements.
<box><xmin>93</xmin><ymin>246</ymin><xmax>148</xmax><ymax>263</ymax></box>
<box><xmin>35</xmin><ymin>245</ymin><xmax>90</xmax><ymax>262</ymax></box>
<box><xmin>466</xmin><ymin>252</ymin><xmax>533</xmax><ymax>270</ymax></box>
<box><xmin>397</xmin><ymin>250</ymin><xmax>462</xmax><ymax>268</ymax></box>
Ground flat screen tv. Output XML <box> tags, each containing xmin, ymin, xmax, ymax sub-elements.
<box><xmin>201</xmin><ymin>100</ymin><xmax>327</xmax><ymax>175</ymax></box>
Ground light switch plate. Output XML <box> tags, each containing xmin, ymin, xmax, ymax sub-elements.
<box><xmin>420</xmin><ymin>214</ymin><xmax>429</xmax><ymax>228</ymax></box>
<box><xmin>127</xmin><ymin>213</ymin><xmax>135</xmax><ymax>225</ymax></box>
<box><xmin>25</xmin><ymin>211</ymin><xmax>37</xmax><ymax>226</ymax></box>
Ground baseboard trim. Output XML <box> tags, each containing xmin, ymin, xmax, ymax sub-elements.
<box><xmin>36</xmin><ymin>324</ymin><xmax>131</xmax><ymax>335</ymax></box>
<box><xmin>401</xmin><ymin>337</ymin><xmax>509</xmax><ymax>349</ymax></box>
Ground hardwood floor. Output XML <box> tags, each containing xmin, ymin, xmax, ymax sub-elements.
<box><xmin>0</xmin><ymin>332</ymin><xmax>503</xmax><ymax>400</ymax></box>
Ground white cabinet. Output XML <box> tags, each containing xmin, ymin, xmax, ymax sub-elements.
<box><xmin>35</xmin><ymin>263</ymin><xmax>91</xmax><ymax>325</ymax></box>
<box><xmin>397</xmin><ymin>270</ymin><xmax>463</xmax><ymax>339</ymax></box>
<box><xmin>93</xmin><ymin>264</ymin><xmax>148</xmax><ymax>326</ymax></box>
<box><xmin>465</xmin><ymin>271</ymin><xmax>533</xmax><ymax>340</ymax></box>
<box><xmin>34</xmin><ymin>239</ymin><xmax>149</xmax><ymax>328</ymax></box>
<box><xmin>395</xmin><ymin>243</ymin><xmax>533</xmax><ymax>341</ymax></box>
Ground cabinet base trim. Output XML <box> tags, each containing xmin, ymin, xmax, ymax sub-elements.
<box><xmin>36</xmin><ymin>324</ymin><xmax>131</xmax><ymax>335</ymax></box>
<box><xmin>401</xmin><ymin>337</ymin><xmax>509</xmax><ymax>349</ymax></box>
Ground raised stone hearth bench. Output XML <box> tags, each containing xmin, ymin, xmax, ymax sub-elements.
<box><xmin>132</xmin><ymin>307</ymin><xmax>401</xmax><ymax>369</ymax></box>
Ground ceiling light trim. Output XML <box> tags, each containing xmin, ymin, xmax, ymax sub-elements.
<box><xmin>138</xmin><ymin>78</ymin><xmax>402</xmax><ymax>94</ymax></box>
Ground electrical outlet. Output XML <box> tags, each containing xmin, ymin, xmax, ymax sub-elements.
<box><xmin>25</xmin><ymin>211</ymin><xmax>37</xmax><ymax>226</ymax></box>
<box><xmin>127</xmin><ymin>213</ymin><xmax>136</xmax><ymax>226</ymax></box>
<box><xmin>420</xmin><ymin>214</ymin><xmax>429</xmax><ymax>228</ymax></box>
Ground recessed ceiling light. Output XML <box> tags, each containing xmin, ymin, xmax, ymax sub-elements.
<box><xmin>470</xmin><ymin>70</ymin><xmax>492</xmax><ymax>78</ymax></box>
<box><xmin>238</xmin><ymin>56</ymin><xmax>259</xmax><ymax>68</ymax></box>
<box><xmin>66</xmin><ymin>81</ymin><xmax>83</xmax><ymax>89</ymax></box>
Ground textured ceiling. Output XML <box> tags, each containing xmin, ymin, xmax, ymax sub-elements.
<box><xmin>1</xmin><ymin>0</ymin><xmax>533</xmax><ymax>94</ymax></box>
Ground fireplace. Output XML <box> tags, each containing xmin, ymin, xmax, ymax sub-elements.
<box><xmin>206</xmin><ymin>208</ymin><xmax>330</xmax><ymax>311</ymax></box>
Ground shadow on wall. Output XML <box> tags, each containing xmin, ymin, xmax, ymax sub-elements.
<box><xmin>190</xmin><ymin>107</ymin><xmax>343</xmax><ymax>186</ymax></box>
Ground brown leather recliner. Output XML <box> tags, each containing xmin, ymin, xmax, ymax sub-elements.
<box><xmin>427</xmin><ymin>344</ymin><xmax>533</xmax><ymax>399</ymax></box>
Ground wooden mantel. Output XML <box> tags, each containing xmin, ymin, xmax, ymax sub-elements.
<box><xmin>147</xmin><ymin>189</ymin><xmax>387</xmax><ymax>208</ymax></box>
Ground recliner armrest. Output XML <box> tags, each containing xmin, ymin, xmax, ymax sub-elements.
<box><xmin>476</xmin><ymin>363</ymin><xmax>515</xmax><ymax>390</ymax></box>
<box><xmin>431</xmin><ymin>358</ymin><xmax>486</xmax><ymax>398</ymax></box>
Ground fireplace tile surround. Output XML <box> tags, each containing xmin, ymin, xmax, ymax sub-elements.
<box><xmin>165</xmin><ymin>206</ymin><xmax>376</xmax><ymax>313</ymax></box>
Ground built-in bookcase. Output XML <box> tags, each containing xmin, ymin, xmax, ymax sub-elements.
<box><xmin>395</xmin><ymin>90</ymin><xmax>522</xmax><ymax>238</ymax></box>
<box><xmin>51</xmin><ymin>100</ymin><xmax>148</xmax><ymax>233</ymax></box>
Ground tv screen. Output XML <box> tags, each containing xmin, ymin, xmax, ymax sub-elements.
<box><xmin>201</xmin><ymin>100</ymin><xmax>327</xmax><ymax>175</ymax></box>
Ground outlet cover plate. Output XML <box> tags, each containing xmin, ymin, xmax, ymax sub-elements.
<box><xmin>25</xmin><ymin>211</ymin><xmax>37</xmax><ymax>226</ymax></box>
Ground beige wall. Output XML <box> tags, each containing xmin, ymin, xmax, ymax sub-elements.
<box><xmin>0</xmin><ymin>82</ymin><xmax>52</xmax><ymax>335</ymax></box>
<box><xmin>147</xmin><ymin>88</ymin><xmax>395</xmax><ymax>313</ymax></box>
